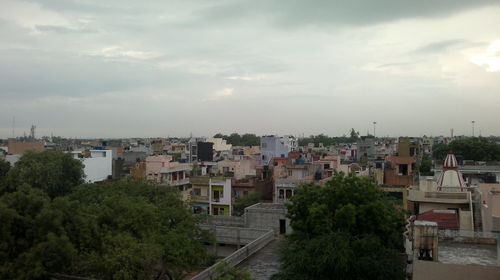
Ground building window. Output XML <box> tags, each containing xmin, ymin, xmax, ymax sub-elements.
<box><xmin>219</xmin><ymin>208</ymin><xmax>225</xmax><ymax>215</ymax></box>
<box><xmin>193</xmin><ymin>188</ymin><xmax>201</xmax><ymax>196</ymax></box>
<box><xmin>288</xmin><ymin>170</ymin><xmax>292</xmax><ymax>177</ymax></box>
<box><xmin>285</xmin><ymin>189</ymin><xmax>292</xmax><ymax>199</ymax></box>
<box><xmin>279</xmin><ymin>189</ymin><xmax>284</xmax><ymax>199</ymax></box>
<box><xmin>261</xmin><ymin>142</ymin><xmax>267</xmax><ymax>148</ymax></box>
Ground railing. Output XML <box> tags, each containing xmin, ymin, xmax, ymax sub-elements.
<box><xmin>191</xmin><ymin>230</ymin><xmax>274</xmax><ymax>280</ymax></box>
<box><xmin>199</xmin><ymin>225</ymin><xmax>270</xmax><ymax>245</ymax></box>
<box><xmin>191</xmin><ymin>195</ymin><xmax>209</xmax><ymax>202</ymax></box>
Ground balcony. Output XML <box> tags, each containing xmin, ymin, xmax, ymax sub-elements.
<box><xmin>190</xmin><ymin>195</ymin><xmax>209</xmax><ymax>202</ymax></box>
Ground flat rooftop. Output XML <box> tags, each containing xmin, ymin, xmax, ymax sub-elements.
<box><xmin>246</xmin><ymin>203</ymin><xmax>286</xmax><ymax>210</ymax></box>
<box><xmin>438</xmin><ymin>242</ymin><xmax>498</xmax><ymax>266</ymax></box>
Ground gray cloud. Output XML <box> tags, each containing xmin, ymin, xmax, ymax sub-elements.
<box><xmin>1</xmin><ymin>0</ymin><xmax>500</xmax><ymax>137</ymax></box>
<box><xmin>196</xmin><ymin>0</ymin><xmax>500</xmax><ymax>27</ymax></box>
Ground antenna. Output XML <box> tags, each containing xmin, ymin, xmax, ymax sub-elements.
<box><xmin>12</xmin><ymin>116</ymin><xmax>15</xmax><ymax>138</ymax></box>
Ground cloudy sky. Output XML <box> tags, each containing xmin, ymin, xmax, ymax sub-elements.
<box><xmin>1</xmin><ymin>0</ymin><xmax>500</xmax><ymax>138</ymax></box>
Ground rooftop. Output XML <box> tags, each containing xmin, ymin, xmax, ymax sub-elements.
<box><xmin>438</xmin><ymin>242</ymin><xmax>498</xmax><ymax>266</ymax></box>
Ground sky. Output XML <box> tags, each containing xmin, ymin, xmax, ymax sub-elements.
<box><xmin>1</xmin><ymin>0</ymin><xmax>500</xmax><ymax>138</ymax></box>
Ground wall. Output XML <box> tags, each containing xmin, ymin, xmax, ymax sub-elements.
<box><xmin>245</xmin><ymin>203</ymin><xmax>291</xmax><ymax>234</ymax></box>
<box><xmin>80</xmin><ymin>150</ymin><xmax>113</xmax><ymax>183</ymax></box>
<box><xmin>7</xmin><ymin>141</ymin><xmax>45</xmax><ymax>155</ymax></box>
<box><xmin>413</xmin><ymin>260</ymin><xmax>500</xmax><ymax>280</ymax></box>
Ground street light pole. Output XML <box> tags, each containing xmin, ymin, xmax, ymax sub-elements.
<box><xmin>472</xmin><ymin>121</ymin><xmax>475</xmax><ymax>137</ymax></box>
<box><xmin>373</xmin><ymin>122</ymin><xmax>377</xmax><ymax>137</ymax></box>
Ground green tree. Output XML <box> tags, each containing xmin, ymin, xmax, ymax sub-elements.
<box><xmin>3</xmin><ymin>150</ymin><xmax>84</xmax><ymax>198</ymax></box>
<box><xmin>433</xmin><ymin>137</ymin><xmax>500</xmax><ymax>161</ymax></box>
<box><xmin>233</xmin><ymin>191</ymin><xmax>260</xmax><ymax>216</ymax></box>
<box><xmin>419</xmin><ymin>155</ymin><xmax>433</xmax><ymax>176</ymax></box>
<box><xmin>273</xmin><ymin>173</ymin><xmax>405</xmax><ymax>280</ymax></box>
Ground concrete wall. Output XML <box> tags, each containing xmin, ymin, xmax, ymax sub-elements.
<box><xmin>200</xmin><ymin>225</ymin><xmax>270</xmax><ymax>245</ymax></box>
<box><xmin>413</xmin><ymin>260</ymin><xmax>500</xmax><ymax>280</ymax></box>
<box><xmin>80</xmin><ymin>150</ymin><xmax>113</xmax><ymax>183</ymax></box>
<box><xmin>245</xmin><ymin>203</ymin><xmax>291</xmax><ymax>235</ymax></box>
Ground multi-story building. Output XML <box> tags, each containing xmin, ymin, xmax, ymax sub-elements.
<box><xmin>190</xmin><ymin>177</ymin><xmax>232</xmax><ymax>216</ymax></box>
<box><xmin>260</xmin><ymin>135</ymin><xmax>297</xmax><ymax>165</ymax></box>
<box><xmin>70</xmin><ymin>149</ymin><xmax>113</xmax><ymax>183</ymax></box>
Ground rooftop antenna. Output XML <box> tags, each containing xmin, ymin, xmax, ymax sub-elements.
<box><xmin>30</xmin><ymin>124</ymin><xmax>36</xmax><ymax>140</ymax></box>
<box><xmin>12</xmin><ymin>116</ymin><xmax>15</xmax><ymax>138</ymax></box>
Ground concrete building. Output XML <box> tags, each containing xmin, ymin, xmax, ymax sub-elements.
<box><xmin>479</xmin><ymin>183</ymin><xmax>500</xmax><ymax>233</ymax></box>
<box><xmin>215</xmin><ymin>158</ymin><xmax>258</xmax><ymax>180</ymax></box>
<box><xmin>260</xmin><ymin>135</ymin><xmax>297</xmax><ymax>165</ymax></box>
<box><xmin>71</xmin><ymin>149</ymin><xmax>113</xmax><ymax>183</ymax></box>
<box><xmin>405</xmin><ymin>219</ymin><xmax>500</xmax><ymax>280</ymax></box>
<box><xmin>190</xmin><ymin>177</ymin><xmax>232</xmax><ymax>216</ymax></box>
<box><xmin>7</xmin><ymin>141</ymin><xmax>45</xmax><ymax>155</ymax></box>
<box><xmin>245</xmin><ymin>203</ymin><xmax>291</xmax><ymax>235</ymax></box>
<box><xmin>207</xmin><ymin>138</ymin><xmax>232</xmax><ymax>152</ymax></box>
<box><xmin>408</xmin><ymin>153</ymin><xmax>474</xmax><ymax>231</ymax></box>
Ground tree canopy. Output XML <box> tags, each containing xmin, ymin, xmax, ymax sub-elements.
<box><xmin>213</xmin><ymin>133</ymin><xmax>260</xmax><ymax>146</ymax></box>
<box><xmin>432</xmin><ymin>137</ymin><xmax>500</xmax><ymax>161</ymax></box>
<box><xmin>298</xmin><ymin>134</ymin><xmax>357</xmax><ymax>147</ymax></box>
<box><xmin>2</xmin><ymin>150</ymin><xmax>84</xmax><ymax>198</ymax></box>
<box><xmin>0</xmin><ymin>151</ymin><xmax>213</xmax><ymax>280</ymax></box>
<box><xmin>273</xmin><ymin>173</ymin><xmax>405</xmax><ymax>280</ymax></box>
<box><xmin>233</xmin><ymin>191</ymin><xmax>260</xmax><ymax>216</ymax></box>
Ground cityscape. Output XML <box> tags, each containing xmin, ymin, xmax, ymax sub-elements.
<box><xmin>1</xmin><ymin>132</ymin><xmax>500</xmax><ymax>279</ymax></box>
<box><xmin>2</xmin><ymin>1</ymin><xmax>500</xmax><ymax>280</ymax></box>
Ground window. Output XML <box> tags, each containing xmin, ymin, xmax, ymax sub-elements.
<box><xmin>399</xmin><ymin>164</ymin><xmax>408</xmax><ymax>176</ymax></box>
<box><xmin>279</xmin><ymin>189</ymin><xmax>284</xmax><ymax>199</ymax></box>
<box><xmin>193</xmin><ymin>188</ymin><xmax>201</xmax><ymax>196</ymax></box>
<box><xmin>219</xmin><ymin>208</ymin><xmax>225</xmax><ymax>215</ymax></box>
<box><xmin>261</xmin><ymin>142</ymin><xmax>267</xmax><ymax>148</ymax></box>
<box><xmin>285</xmin><ymin>189</ymin><xmax>292</xmax><ymax>199</ymax></box>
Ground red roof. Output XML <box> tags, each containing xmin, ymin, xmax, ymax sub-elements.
<box><xmin>417</xmin><ymin>210</ymin><xmax>459</xmax><ymax>230</ymax></box>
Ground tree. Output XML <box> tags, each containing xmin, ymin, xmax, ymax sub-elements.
<box><xmin>3</xmin><ymin>150</ymin><xmax>84</xmax><ymax>198</ymax></box>
<box><xmin>419</xmin><ymin>155</ymin><xmax>433</xmax><ymax>176</ymax></box>
<box><xmin>273</xmin><ymin>173</ymin><xmax>405</xmax><ymax>280</ymax></box>
<box><xmin>0</xmin><ymin>173</ymin><xmax>214</xmax><ymax>279</ymax></box>
<box><xmin>233</xmin><ymin>191</ymin><xmax>260</xmax><ymax>216</ymax></box>
<box><xmin>349</xmin><ymin>128</ymin><xmax>359</xmax><ymax>140</ymax></box>
<box><xmin>433</xmin><ymin>137</ymin><xmax>500</xmax><ymax>161</ymax></box>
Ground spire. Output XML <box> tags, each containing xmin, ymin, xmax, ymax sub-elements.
<box><xmin>437</xmin><ymin>152</ymin><xmax>466</xmax><ymax>192</ymax></box>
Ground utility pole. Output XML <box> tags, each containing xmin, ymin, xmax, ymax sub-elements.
<box><xmin>471</xmin><ymin>121</ymin><xmax>475</xmax><ymax>137</ymax></box>
<box><xmin>373</xmin><ymin>122</ymin><xmax>377</xmax><ymax>137</ymax></box>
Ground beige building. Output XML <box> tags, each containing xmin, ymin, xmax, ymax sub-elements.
<box><xmin>7</xmin><ymin>141</ymin><xmax>45</xmax><ymax>155</ymax></box>
<box><xmin>479</xmin><ymin>183</ymin><xmax>500</xmax><ymax>233</ymax></box>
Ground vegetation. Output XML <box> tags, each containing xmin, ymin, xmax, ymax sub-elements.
<box><xmin>215</xmin><ymin>264</ymin><xmax>255</xmax><ymax>280</ymax></box>
<box><xmin>0</xmin><ymin>151</ymin><xmax>213</xmax><ymax>280</ymax></box>
<box><xmin>233</xmin><ymin>191</ymin><xmax>260</xmax><ymax>216</ymax></box>
<box><xmin>213</xmin><ymin>133</ymin><xmax>260</xmax><ymax>146</ymax></box>
<box><xmin>298</xmin><ymin>133</ymin><xmax>358</xmax><ymax>147</ymax></box>
<box><xmin>419</xmin><ymin>155</ymin><xmax>433</xmax><ymax>176</ymax></box>
<box><xmin>433</xmin><ymin>137</ymin><xmax>500</xmax><ymax>161</ymax></box>
<box><xmin>273</xmin><ymin>173</ymin><xmax>405</xmax><ymax>280</ymax></box>
<box><xmin>2</xmin><ymin>150</ymin><xmax>84</xmax><ymax>198</ymax></box>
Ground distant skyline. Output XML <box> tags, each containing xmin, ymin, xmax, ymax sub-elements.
<box><xmin>1</xmin><ymin>1</ymin><xmax>500</xmax><ymax>138</ymax></box>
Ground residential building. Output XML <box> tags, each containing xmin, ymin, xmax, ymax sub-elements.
<box><xmin>71</xmin><ymin>149</ymin><xmax>113</xmax><ymax>183</ymax></box>
<box><xmin>190</xmin><ymin>176</ymin><xmax>232</xmax><ymax>216</ymax></box>
<box><xmin>7</xmin><ymin>140</ymin><xmax>45</xmax><ymax>155</ymax></box>
<box><xmin>260</xmin><ymin>135</ymin><xmax>297</xmax><ymax>165</ymax></box>
<box><xmin>479</xmin><ymin>183</ymin><xmax>500</xmax><ymax>233</ymax></box>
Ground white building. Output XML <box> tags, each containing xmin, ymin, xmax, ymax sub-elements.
<box><xmin>260</xmin><ymin>135</ymin><xmax>297</xmax><ymax>165</ymax></box>
<box><xmin>71</xmin><ymin>150</ymin><xmax>113</xmax><ymax>183</ymax></box>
